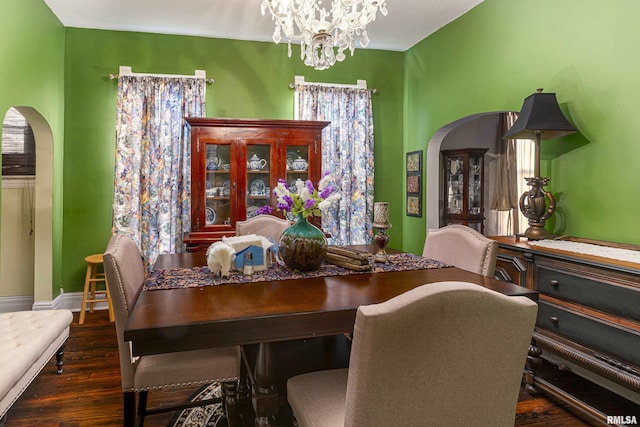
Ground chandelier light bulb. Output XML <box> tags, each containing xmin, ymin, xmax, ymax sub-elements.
<box><xmin>261</xmin><ymin>0</ymin><xmax>388</xmax><ymax>70</ymax></box>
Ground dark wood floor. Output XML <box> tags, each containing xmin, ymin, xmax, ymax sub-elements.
<box><xmin>4</xmin><ymin>310</ymin><xmax>621</xmax><ymax>426</ymax></box>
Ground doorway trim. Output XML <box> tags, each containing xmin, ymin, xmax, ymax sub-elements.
<box><xmin>12</xmin><ymin>106</ymin><xmax>54</xmax><ymax>306</ymax></box>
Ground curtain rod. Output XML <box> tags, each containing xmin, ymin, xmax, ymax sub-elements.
<box><xmin>289</xmin><ymin>76</ymin><xmax>377</xmax><ymax>94</ymax></box>
<box><xmin>108</xmin><ymin>66</ymin><xmax>214</xmax><ymax>84</ymax></box>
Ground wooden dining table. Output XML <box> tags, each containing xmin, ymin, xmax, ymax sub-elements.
<box><xmin>124</xmin><ymin>246</ymin><xmax>538</xmax><ymax>426</ymax></box>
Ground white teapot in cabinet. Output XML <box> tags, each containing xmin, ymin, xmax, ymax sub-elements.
<box><xmin>291</xmin><ymin>157</ymin><xmax>308</xmax><ymax>171</ymax></box>
<box><xmin>247</xmin><ymin>154</ymin><xmax>267</xmax><ymax>170</ymax></box>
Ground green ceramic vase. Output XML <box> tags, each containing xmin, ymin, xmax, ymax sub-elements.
<box><xmin>278</xmin><ymin>214</ymin><xmax>327</xmax><ymax>271</ymax></box>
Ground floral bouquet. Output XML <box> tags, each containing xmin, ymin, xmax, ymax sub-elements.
<box><xmin>256</xmin><ymin>171</ymin><xmax>340</xmax><ymax>218</ymax></box>
<box><xmin>255</xmin><ymin>172</ymin><xmax>339</xmax><ymax>271</ymax></box>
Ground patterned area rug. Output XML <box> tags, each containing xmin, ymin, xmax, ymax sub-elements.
<box><xmin>144</xmin><ymin>253</ymin><xmax>450</xmax><ymax>291</ymax></box>
<box><xmin>167</xmin><ymin>383</ymin><xmax>226</xmax><ymax>427</ymax></box>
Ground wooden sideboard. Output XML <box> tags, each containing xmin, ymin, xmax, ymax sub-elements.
<box><xmin>492</xmin><ymin>236</ymin><xmax>640</xmax><ymax>423</ymax></box>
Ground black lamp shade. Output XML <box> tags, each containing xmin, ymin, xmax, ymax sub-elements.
<box><xmin>504</xmin><ymin>92</ymin><xmax>576</xmax><ymax>140</ymax></box>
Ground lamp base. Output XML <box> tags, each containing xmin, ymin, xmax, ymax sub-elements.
<box><xmin>520</xmin><ymin>228</ymin><xmax>556</xmax><ymax>241</ymax></box>
<box><xmin>519</xmin><ymin>176</ymin><xmax>556</xmax><ymax>241</ymax></box>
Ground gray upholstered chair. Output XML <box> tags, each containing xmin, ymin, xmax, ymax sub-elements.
<box><xmin>422</xmin><ymin>224</ymin><xmax>498</xmax><ymax>277</ymax></box>
<box><xmin>103</xmin><ymin>234</ymin><xmax>241</xmax><ymax>427</ymax></box>
<box><xmin>236</xmin><ymin>215</ymin><xmax>291</xmax><ymax>242</ymax></box>
<box><xmin>287</xmin><ymin>281</ymin><xmax>537</xmax><ymax>427</ymax></box>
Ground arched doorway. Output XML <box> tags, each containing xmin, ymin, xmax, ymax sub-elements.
<box><xmin>1</xmin><ymin>106</ymin><xmax>54</xmax><ymax>309</ymax></box>
<box><xmin>426</xmin><ymin>112</ymin><xmax>513</xmax><ymax>236</ymax></box>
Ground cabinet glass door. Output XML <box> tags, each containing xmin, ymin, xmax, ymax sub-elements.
<box><xmin>446</xmin><ymin>156</ymin><xmax>464</xmax><ymax>215</ymax></box>
<box><xmin>205</xmin><ymin>143</ymin><xmax>231</xmax><ymax>227</ymax></box>
<box><xmin>246</xmin><ymin>142</ymin><xmax>273</xmax><ymax>220</ymax></box>
<box><xmin>285</xmin><ymin>144</ymin><xmax>310</xmax><ymax>189</ymax></box>
<box><xmin>468</xmin><ymin>155</ymin><xmax>482</xmax><ymax>215</ymax></box>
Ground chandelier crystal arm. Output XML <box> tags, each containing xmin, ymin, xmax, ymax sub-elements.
<box><xmin>261</xmin><ymin>0</ymin><xmax>388</xmax><ymax>70</ymax></box>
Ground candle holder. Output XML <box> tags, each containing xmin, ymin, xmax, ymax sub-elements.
<box><xmin>373</xmin><ymin>202</ymin><xmax>392</xmax><ymax>263</ymax></box>
<box><xmin>373</xmin><ymin>225</ymin><xmax>391</xmax><ymax>263</ymax></box>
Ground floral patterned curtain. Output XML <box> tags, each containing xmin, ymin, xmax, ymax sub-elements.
<box><xmin>112</xmin><ymin>76</ymin><xmax>206</xmax><ymax>268</ymax></box>
<box><xmin>296</xmin><ymin>85</ymin><xmax>375</xmax><ymax>245</ymax></box>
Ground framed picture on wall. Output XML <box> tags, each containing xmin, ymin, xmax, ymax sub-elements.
<box><xmin>406</xmin><ymin>150</ymin><xmax>422</xmax><ymax>217</ymax></box>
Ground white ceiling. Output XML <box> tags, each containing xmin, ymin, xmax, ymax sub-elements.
<box><xmin>43</xmin><ymin>0</ymin><xmax>484</xmax><ymax>52</ymax></box>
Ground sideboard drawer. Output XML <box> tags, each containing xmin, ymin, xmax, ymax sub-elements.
<box><xmin>536</xmin><ymin>265</ymin><xmax>640</xmax><ymax>322</ymax></box>
<box><xmin>537</xmin><ymin>300</ymin><xmax>640</xmax><ymax>367</ymax></box>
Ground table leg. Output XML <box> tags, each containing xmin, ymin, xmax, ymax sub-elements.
<box><xmin>252</xmin><ymin>342</ymin><xmax>279</xmax><ymax>426</ymax></box>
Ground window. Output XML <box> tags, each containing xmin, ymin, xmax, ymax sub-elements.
<box><xmin>2</xmin><ymin>108</ymin><xmax>36</xmax><ymax>176</ymax></box>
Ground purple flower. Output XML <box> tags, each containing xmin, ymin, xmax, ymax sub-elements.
<box><xmin>319</xmin><ymin>184</ymin><xmax>334</xmax><ymax>199</ymax></box>
<box><xmin>305</xmin><ymin>180</ymin><xmax>315</xmax><ymax>193</ymax></box>
<box><xmin>322</xmin><ymin>170</ymin><xmax>331</xmax><ymax>178</ymax></box>
<box><xmin>277</xmin><ymin>195</ymin><xmax>294</xmax><ymax>211</ymax></box>
<box><xmin>255</xmin><ymin>205</ymin><xmax>273</xmax><ymax>215</ymax></box>
<box><xmin>304</xmin><ymin>198</ymin><xmax>316</xmax><ymax>209</ymax></box>
<box><xmin>278</xmin><ymin>178</ymin><xmax>287</xmax><ymax>185</ymax></box>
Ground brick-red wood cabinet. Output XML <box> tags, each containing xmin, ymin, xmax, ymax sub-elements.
<box><xmin>183</xmin><ymin>118</ymin><xmax>329</xmax><ymax>252</ymax></box>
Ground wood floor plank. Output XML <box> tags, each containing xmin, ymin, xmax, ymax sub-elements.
<box><xmin>5</xmin><ymin>310</ymin><xmax>603</xmax><ymax>426</ymax></box>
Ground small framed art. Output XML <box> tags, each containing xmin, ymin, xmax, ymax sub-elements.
<box><xmin>406</xmin><ymin>150</ymin><xmax>422</xmax><ymax>217</ymax></box>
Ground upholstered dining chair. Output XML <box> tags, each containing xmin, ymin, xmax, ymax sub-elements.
<box><xmin>103</xmin><ymin>234</ymin><xmax>241</xmax><ymax>427</ymax></box>
<box><xmin>287</xmin><ymin>281</ymin><xmax>537</xmax><ymax>427</ymax></box>
<box><xmin>236</xmin><ymin>214</ymin><xmax>291</xmax><ymax>242</ymax></box>
<box><xmin>422</xmin><ymin>224</ymin><xmax>498</xmax><ymax>277</ymax></box>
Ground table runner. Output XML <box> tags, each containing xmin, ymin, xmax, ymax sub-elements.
<box><xmin>143</xmin><ymin>253</ymin><xmax>450</xmax><ymax>291</ymax></box>
<box><xmin>528</xmin><ymin>239</ymin><xmax>640</xmax><ymax>265</ymax></box>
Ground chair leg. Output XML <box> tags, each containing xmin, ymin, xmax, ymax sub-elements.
<box><xmin>79</xmin><ymin>264</ymin><xmax>93</xmax><ymax>324</ymax></box>
<box><xmin>136</xmin><ymin>391</ymin><xmax>148</xmax><ymax>427</ymax></box>
<box><xmin>88</xmin><ymin>265</ymin><xmax>97</xmax><ymax>313</ymax></box>
<box><xmin>222</xmin><ymin>380</ymin><xmax>239</xmax><ymax>427</ymax></box>
<box><xmin>123</xmin><ymin>391</ymin><xmax>136</xmax><ymax>427</ymax></box>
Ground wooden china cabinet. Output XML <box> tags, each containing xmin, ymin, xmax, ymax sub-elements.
<box><xmin>441</xmin><ymin>148</ymin><xmax>488</xmax><ymax>233</ymax></box>
<box><xmin>183</xmin><ymin>118</ymin><xmax>329</xmax><ymax>251</ymax></box>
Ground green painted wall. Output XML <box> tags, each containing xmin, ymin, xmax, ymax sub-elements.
<box><xmin>0</xmin><ymin>0</ymin><xmax>65</xmax><ymax>292</ymax></box>
<box><xmin>403</xmin><ymin>0</ymin><xmax>640</xmax><ymax>254</ymax></box>
<box><xmin>7</xmin><ymin>0</ymin><xmax>637</xmax><ymax>296</ymax></box>
<box><xmin>62</xmin><ymin>28</ymin><xmax>404</xmax><ymax>292</ymax></box>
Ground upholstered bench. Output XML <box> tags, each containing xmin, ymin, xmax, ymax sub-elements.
<box><xmin>0</xmin><ymin>310</ymin><xmax>73</xmax><ymax>423</ymax></box>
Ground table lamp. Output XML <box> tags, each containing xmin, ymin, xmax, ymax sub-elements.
<box><xmin>503</xmin><ymin>89</ymin><xmax>577</xmax><ymax>240</ymax></box>
<box><xmin>372</xmin><ymin>202</ymin><xmax>392</xmax><ymax>263</ymax></box>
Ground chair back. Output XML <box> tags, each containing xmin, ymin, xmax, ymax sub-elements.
<box><xmin>236</xmin><ymin>215</ymin><xmax>291</xmax><ymax>242</ymax></box>
<box><xmin>103</xmin><ymin>234</ymin><xmax>146</xmax><ymax>390</ymax></box>
<box><xmin>344</xmin><ymin>281</ymin><xmax>537</xmax><ymax>427</ymax></box>
<box><xmin>422</xmin><ymin>224</ymin><xmax>498</xmax><ymax>277</ymax></box>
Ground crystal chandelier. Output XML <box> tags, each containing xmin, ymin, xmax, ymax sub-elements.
<box><xmin>261</xmin><ymin>0</ymin><xmax>388</xmax><ymax>70</ymax></box>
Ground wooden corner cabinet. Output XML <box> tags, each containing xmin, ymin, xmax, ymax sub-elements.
<box><xmin>492</xmin><ymin>235</ymin><xmax>640</xmax><ymax>423</ymax></box>
<box><xmin>183</xmin><ymin>118</ymin><xmax>329</xmax><ymax>251</ymax></box>
<box><xmin>441</xmin><ymin>149</ymin><xmax>487</xmax><ymax>233</ymax></box>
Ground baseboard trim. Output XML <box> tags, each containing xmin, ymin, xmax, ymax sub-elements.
<box><xmin>0</xmin><ymin>292</ymin><xmax>110</xmax><ymax>313</ymax></box>
<box><xmin>0</xmin><ymin>296</ymin><xmax>34</xmax><ymax>313</ymax></box>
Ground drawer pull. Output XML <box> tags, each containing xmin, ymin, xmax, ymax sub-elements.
<box><xmin>549</xmin><ymin>316</ymin><xmax>559</xmax><ymax>324</ymax></box>
<box><xmin>549</xmin><ymin>279</ymin><xmax>559</xmax><ymax>287</ymax></box>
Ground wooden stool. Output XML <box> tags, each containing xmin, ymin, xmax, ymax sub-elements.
<box><xmin>79</xmin><ymin>254</ymin><xmax>114</xmax><ymax>324</ymax></box>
